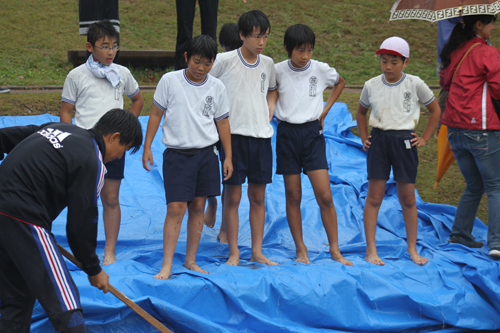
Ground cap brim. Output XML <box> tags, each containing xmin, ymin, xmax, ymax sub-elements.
<box><xmin>375</xmin><ymin>48</ymin><xmax>406</xmax><ymax>58</ymax></box>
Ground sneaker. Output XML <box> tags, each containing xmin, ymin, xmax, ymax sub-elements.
<box><xmin>489</xmin><ymin>248</ymin><xmax>500</xmax><ymax>260</ymax></box>
<box><xmin>0</xmin><ymin>87</ymin><xmax>10</xmax><ymax>94</ymax></box>
<box><xmin>449</xmin><ymin>236</ymin><xmax>484</xmax><ymax>248</ymax></box>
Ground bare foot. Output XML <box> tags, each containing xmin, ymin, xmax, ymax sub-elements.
<box><xmin>217</xmin><ymin>229</ymin><xmax>228</xmax><ymax>244</ymax></box>
<box><xmin>154</xmin><ymin>263</ymin><xmax>172</xmax><ymax>280</ymax></box>
<box><xmin>224</xmin><ymin>250</ymin><xmax>240</xmax><ymax>266</ymax></box>
<box><xmin>184</xmin><ymin>262</ymin><xmax>208</xmax><ymax>274</ymax></box>
<box><xmin>365</xmin><ymin>253</ymin><xmax>385</xmax><ymax>266</ymax></box>
<box><xmin>409</xmin><ymin>252</ymin><xmax>428</xmax><ymax>266</ymax></box>
<box><xmin>250</xmin><ymin>253</ymin><xmax>278</xmax><ymax>265</ymax></box>
<box><xmin>103</xmin><ymin>251</ymin><xmax>117</xmax><ymax>266</ymax></box>
<box><xmin>295</xmin><ymin>246</ymin><xmax>310</xmax><ymax>264</ymax></box>
<box><xmin>204</xmin><ymin>200</ymin><xmax>217</xmax><ymax>228</ymax></box>
<box><xmin>331</xmin><ymin>251</ymin><xmax>353</xmax><ymax>266</ymax></box>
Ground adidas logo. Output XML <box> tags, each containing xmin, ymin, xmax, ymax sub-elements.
<box><xmin>37</xmin><ymin>128</ymin><xmax>71</xmax><ymax>149</ymax></box>
<box><xmin>68</xmin><ymin>312</ymin><xmax>85</xmax><ymax>328</ymax></box>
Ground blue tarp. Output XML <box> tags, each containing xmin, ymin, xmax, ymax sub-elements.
<box><xmin>1</xmin><ymin>103</ymin><xmax>498</xmax><ymax>332</ymax></box>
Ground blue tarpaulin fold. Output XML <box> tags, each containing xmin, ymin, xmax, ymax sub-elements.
<box><xmin>1</xmin><ymin>103</ymin><xmax>498</xmax><ymax>332</ymax></box>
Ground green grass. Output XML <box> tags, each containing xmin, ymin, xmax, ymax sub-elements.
<box><xmin>2</xmin><ymin>0</ymin><xmax>485</xmax><ymax>86</ymax></box>
<box><xmin>0</xmin><ymin>0</ymin><xmax>490</xmax><ymax>223</ymax></box>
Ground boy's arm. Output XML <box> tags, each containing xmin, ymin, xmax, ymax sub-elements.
<box><xmin>355</xmin><ymin>103</ymin><xmax>371</xmax><ymax>151</ymax></box>
<box><xmin>267</xmin><ymin>89</ymin><xmax>278</xmax><ymax>122</ymax></box>
<box><xmin>216</xmin><ymin>118</ymin><xmax>233</xmax><ymax>181</ymax></box>
<box><xmin>60</xmin><ymin>101</ymin><xmax>74</xmax><ymax>124</ymax></box>
<box><xmin>129</xmin><ymin>91</ymin><xmax>144</xmax><ymax>118</ymax></box>
<box><xmin>142</xmin><ymin>105</ymin><xmax>163</xmax><ymax>171</ymax></box>
<box><xmin>319</xmin><ymin>76</ymin><xmax>346</xmax><ymax>129</ymax></box>
<box><xmin>411</xmin><ymin>99</ymin><xmax>441</xmax><ymax>147</ymax></box>
<box><xmin>0</xmin><ymin>124</ymin><xmax>43</xmax><ymax>159</ymax></box>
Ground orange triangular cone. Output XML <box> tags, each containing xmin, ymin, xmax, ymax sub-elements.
<box><xmin>434</xmin><ymin>125</ymin><xmax>456</xmax><ymax>189</ymax></box>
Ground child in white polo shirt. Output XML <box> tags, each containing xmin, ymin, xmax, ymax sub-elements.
<box><xmin>204</xmin><ymin>22</ymin><xmax>243</xmax><ymax>244</ymax></box>
<box><xmin>272</xmin><ymin>24</ymin><xmax>352</xmax><ymax>266</ymax></box>
<box><xmin>142</xmin><ymin>35</ymin><xmax>233</xmax><ymax>279</ymax></box>
<box><xmin>209</xmin><ymin>10</ymin><xmax>277</xmax><ymax>267</ymax></box>
<box><xmin>356</xmin><ymin>36</ymin><xmax>440</xmax><ymax>266</ymax></box>
<box><xmin>60</xmin><ymin>20</ymin><xmax>143</xmax><ymax>266</ymax></box>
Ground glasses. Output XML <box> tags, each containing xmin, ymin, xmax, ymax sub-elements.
<box><xmin>94</xmin><ymin>45</ymin><xmax>120</xmax><ymax>52</ymax></box>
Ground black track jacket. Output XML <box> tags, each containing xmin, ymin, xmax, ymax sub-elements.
<box><xmin>0</xmin><ymin>122</ymin><xmax>107</xmax><ymax>276</ymax></box>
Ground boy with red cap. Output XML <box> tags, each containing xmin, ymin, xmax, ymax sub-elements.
<box><xmin>356</xmin><ymin>36</ymin><xmax>441</xmax><ymax>266</ymax></box>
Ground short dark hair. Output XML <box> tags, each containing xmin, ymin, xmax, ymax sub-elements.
<box><xmin>94</xmin><ymin>109</ymin><xmax>143</xmax><ymax>154</ymax></box>
<box><xmin>219</xmin><ymin>23</ymin><xmax>243</xmax><ymax>51</ymax></box>
<box><xmin>283</xmin><ymin>24</ymin><xmax>315</xmax><ymax>58</ymax></box>
<box><xmin>87</xmin><ymin>20</ymin><xmax>119</xmax><ymax>46</ymax></box>
<box><xmin>186</xmin><ymin>35</ymin><xmax>217</xmax><ymax>62</ymax></box>
<box><xmin>381</xmin><ymin>53</ymin><xmax>406</xmax><ymax>63</ymax></box>
<box><xmin>238</xmin><ymin>10</ymin><xmax>271</xmax><ymax>38</ymax></box>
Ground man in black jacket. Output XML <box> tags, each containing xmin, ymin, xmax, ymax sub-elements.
<box><xmin>0</xmin><ymin>108</ymin><xmax>142</xmax><ymax>332</ymax></box>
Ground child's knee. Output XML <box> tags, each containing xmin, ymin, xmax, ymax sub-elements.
<box><xmin>188</xmin><ymin>200</ymin><xmax>206</xmax><ymax>215</ymax></box>
<box><xmin>224</xmin><ymin>193</ymin><xmax>241</xmax><ymax>207</ymax></box>
<box><xmin>365</xmin><ymin>193</ymin><xmax>384</xmax><ymax>208</ymax></box>
<box><xmin>101</xmin><ymin>194</ymin><xmax>119</xmax><ymax>208</ymax></box>
<box><xmin>315</xmin><ymin>191</ymin><xmax>334</xmax><ymax>208</ymax></box>
<box><xmin>399</xmin><ymin>194</ymin><xmax>416</xmax><ymax>209</ymax></box>
<box><xmin>248</xmin><ymin>192</ymin><xmax>265</xmax><ymax>206</ymax></box>
<box><xmin>285</xmin><ymin>188</ymin><xmax>301</xmax><ymax>205</ymax></box>
<box><xmin>167</xmin><ymin>202</ymin><xmax>187</xmax><ymax>218</ymax></box>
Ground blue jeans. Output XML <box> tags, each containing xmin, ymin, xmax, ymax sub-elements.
<box><xmin>447</xmin><ymin>127</ymin><xmax>500</xmax><ymax>249</ymax></box>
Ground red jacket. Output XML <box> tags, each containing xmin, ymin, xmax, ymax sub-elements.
<box><xmin>442</xmin><ymin>37</ymin><xmax>500</xmax><ymax>130</ymax></box>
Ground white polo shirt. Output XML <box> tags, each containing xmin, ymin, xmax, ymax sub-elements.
<box><xmin>62</xmin><ymin>64</ymin><xmax>140</xmax><ymax>129</ymax></box>
<box><xmin>210</xmin><ymin>48</ymin><xmax>277</xmax><ymax>138</ymax></box>
<box><xmin>360</xmin><ymin>73</ymin><xmax>435</xmax><ymax>131</ymax></box>
<box><xmin>275</xmin><ymin>59</ymin><xmax>339</xmax><ymax>124</ymax></box>
<box><xmin>153</xmin><ymin>70</ymin><xmax>229</xmax><ymax>149</ymax></box>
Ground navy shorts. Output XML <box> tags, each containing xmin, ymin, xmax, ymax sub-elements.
<box><xmin>220</xmin><ymin>134</ymin><xmax>272</xmax><ymax>185</ymax></box>
<box><xmin>163</xmin><ymin>145</ymin><xmax>221</xmax><ymax>203</ymax></box>
<box><xmin>276</xmin><ymin>120</ymin><xmax>328</xmax><ymax>175</ymax></box>
<box><xmin>367</xmin><ymin>128</ymin><xmax>418</xmax><ymax>183</ymax></box>
<box><xmin>104</xmin><ymin>153</ymin><xmax>125</xmax><ymax>180</ymax></box>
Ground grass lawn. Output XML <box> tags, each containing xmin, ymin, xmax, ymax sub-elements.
<box><xmin>0</xmin><ymin>0</ymin><xmax>490</xmax><ymax>223</ymax></box>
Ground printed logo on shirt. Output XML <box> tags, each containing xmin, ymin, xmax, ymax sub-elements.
<box><xmin>471</xmin><ymin>117</ymin><xmax>477</xmax><ymax>123</ymax></box>
<box><xmin>309</xmin><ymin>76</ymin><xmax>318</xmax><ymax>97</ymax></box>
<box><xmin>114</xmin><ymin>82</ymin><xmax>122</xmax><ymax>101</ymax></box>
<box><xmin>37</xmin><ymin>128</ymin><xmax>72</xmax><ymax>149</ymax></box>
<box><xmin>403</xmin><ymin>91</ymin><xmax>412</xmax><ymax>113</ymax></box>
<box><xmin>261</xmin><ymin>73</ymin><xmax>267</xmax><ymax>93</ymax></box>
<box><xmin>203</xmin><ymin>96</ymin><xmax>214</xmax><ymax>116</ymax></box>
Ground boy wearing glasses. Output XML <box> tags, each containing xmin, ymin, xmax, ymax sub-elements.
<box><xmin>60</xmin><ymin>20</ymin><xmax>143</xmax><ymax>266</ymax></box>
<box><xmin>209</xmin><ymin>10</ymin><xmax>278</xmax><ymax>266</ymax></box>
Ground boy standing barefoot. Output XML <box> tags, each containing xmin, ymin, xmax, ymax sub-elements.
<box><xmin>210</xmin><ymin>10</ymin><xmax>278</xmax><ymax>266</ymax></box>
<box><xmin>356</xmin><ymin>37</ymin><xmax>440</xmax><ymax>266</ymax></box>
<box><xmin>61</xmin><ymin>20</ymin><xmax>143</xmax><ymax>266</ymax></box>
<box><xmin>272</xmin><ymin>24</ymin><xmax>352</xmax><ymax>266</ymax></box>
<box><xmin>204</xmin><ymin>22</ymin><xmax>243</xmax><ymax>244</ymax></box>
<box><xmin>143</xmin><ymin>35</ymin><xmax>233</xmax><ymax>279</ymax></box>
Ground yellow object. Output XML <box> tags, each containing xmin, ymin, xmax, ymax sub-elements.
<box><xmin>434</xmin><ymin>125</ymin><xmax>456</xmax><ymax>189</ymax></box>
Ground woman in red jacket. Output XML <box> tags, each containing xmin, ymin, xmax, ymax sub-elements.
<box><xmin>440</xmin><ymin>14</ymin><xmax>500</xmax><ymax>258</ymax></box>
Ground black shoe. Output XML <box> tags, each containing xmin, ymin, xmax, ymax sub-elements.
<box><xmin>0</xmin><ymin>87</ymin><xmax>10</xmax><ymax>94</ymax></box>
<box><xmin>489</xmin><ymin>248</ymin><xmax>500</xmax><ymax>260</ymax></box>
<box><xmin>449</xmin><ymin>236</ymin><xmax>484</xmax><ymax>248</ymax></box>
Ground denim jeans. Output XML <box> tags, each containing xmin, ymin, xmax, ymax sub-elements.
<box><xmin>447</xmin><ymin>127</ymin><xmax>500</xmax><ymax>249</ymax></box>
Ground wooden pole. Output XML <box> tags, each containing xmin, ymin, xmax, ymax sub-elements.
<box><xmin>57</xmin><ymin>244</ymin><xmax>173</xmax><ymax>333</ymax></box>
